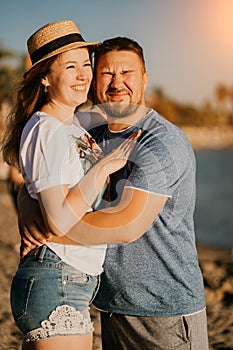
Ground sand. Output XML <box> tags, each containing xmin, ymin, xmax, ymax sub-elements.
<box><xmin>0</xmin><ymin>179</ymin><xmax>232</xmax><ymax>350</ymax></box>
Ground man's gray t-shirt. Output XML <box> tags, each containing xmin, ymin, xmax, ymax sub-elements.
<box><xmin>88</xmin><ymin>109</ymin><xmax>206</xmax><ymax>316</ymax></box>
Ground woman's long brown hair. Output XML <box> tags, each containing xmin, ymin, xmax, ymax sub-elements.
<box><xmin>1</xmin><ymin>56</ymin><xmax>56</xmax><ymax>169</ymax></box>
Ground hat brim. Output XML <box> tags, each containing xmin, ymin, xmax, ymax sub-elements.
<box><xmin>25</xmin><ymin>41</ymin><xmax>100</xmax><ymax>74</ymax></box>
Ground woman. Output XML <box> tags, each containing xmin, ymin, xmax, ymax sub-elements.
<box><xmin>1</xmin><ymin>20</ymin><xmax>140</xmax><ymax>349</ymax></box>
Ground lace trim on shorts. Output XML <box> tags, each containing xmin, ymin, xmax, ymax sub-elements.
<box><xmin>25</xmin><ymin>305</ymin><xmax>94</xmax><ymax>342</ymax></box>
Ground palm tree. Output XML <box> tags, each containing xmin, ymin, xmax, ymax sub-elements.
<box><xmin>228</xmin><ymin>86</ymin><xmax>233</xmax><ymax>124</ymax></box>
<box><xmin>215</xmin><ymin>84</ymin><xmax>229</xmax><ymax>124</ymax></box>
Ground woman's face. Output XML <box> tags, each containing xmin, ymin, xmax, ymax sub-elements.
<box><xmin>43</xmin><ymin>48</ymin><xmax>92</xmax><ymax>108</ymax></box>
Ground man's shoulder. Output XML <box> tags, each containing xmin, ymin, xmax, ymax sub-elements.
<box><xmin>142</xmin><ymin>109</ymin><xmax>181</xmax><ymax>134</ymax></box>
<box><xmin>140</xmin><ymin>110</ymin><xmax>188</xmax><ymax>144</ymax></box>
<box><xmin>139</xmin><ymin>110</ymin><xmax>195</xmax><ymax>166</ymax></box>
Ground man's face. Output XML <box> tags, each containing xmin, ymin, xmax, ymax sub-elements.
<box><xmin>94</xmin><ymin>50</ymin><xmax>148</xmax><ymax>118</ymax></box>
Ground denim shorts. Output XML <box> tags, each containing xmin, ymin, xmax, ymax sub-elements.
<box><xmin>10</xmin><ymin>245</ymin><xmax>100</xmax><ymax>342</ymax></box>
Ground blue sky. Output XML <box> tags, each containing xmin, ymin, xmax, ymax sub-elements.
<box><xmin>0</xmin><ymin>0</ymin><xmax>232</xmax><ymax>106</ymax></box>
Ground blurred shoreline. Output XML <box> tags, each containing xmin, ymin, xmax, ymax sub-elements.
<box><xmin>0</xmin><ymin>126</ymin><xmax>233</xmax><ymax>181</ymax></box>
<box><xmin>181</xmin><ymin>126</ymin><xmax>233</xmax><ymax>150</ymax></box>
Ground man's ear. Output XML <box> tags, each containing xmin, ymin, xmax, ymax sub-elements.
<box><xmin>143</xmin><ymin>71</ymin><xmax>149</xmax><ymax>91</ymax></box>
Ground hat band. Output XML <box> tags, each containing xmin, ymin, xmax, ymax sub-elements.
<box><xmin>30</xmin><ymin>33</ymin><xmax>85</xmax><ymax>64</ymax></box>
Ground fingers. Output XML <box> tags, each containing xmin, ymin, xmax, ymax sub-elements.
<box><xmin>18</xmin><ymin>211</ymin><xmax>52</xmax><ymax>244</ymax></box>
<box><xmin>117</xmin><ymin>130</ymin><xmax>141</xmax><ymax>157</ymax></box>
<box><xmin>119</xmin><ymin>129</ymin><xmax>142</xmax><ymax>148</ymax></box>
<box><xmin>127</xmin><ymin>129</ymin><xmax>142</xmax><ymax>140</ymax></box>
<box><xmin>120</xmin><ymin>130</ymin><xmax>141</xmax><ymax>147</ymax></box>
<box><xmin>98</xmin><ymin>129</ymin><xmax>142</xmax><ymax>174</ymax></box>
<box><xmin>19</xmin><ymin>221</ymin><xmax>47</xmax><ymax>245</ymax></box>
<box><xmin>20</xmin><ymin>239</ymin><xmax>37</xmax><ymax>259</ymax></box>
<box><xmin>19</xmin><ymin>226</ymin><xmax>53</xmax><ymax>259</ymax></box>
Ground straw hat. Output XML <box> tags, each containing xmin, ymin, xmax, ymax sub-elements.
<box><xmin>26</xmin><ymin>20</ymin><xmax>100</xmax><ymax>72</ymax></box>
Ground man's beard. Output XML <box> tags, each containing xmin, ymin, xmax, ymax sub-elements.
<box><xmin>101</xmin><ymin>102</ymin><xmax>140</xmax><ymax>118</ymax></box>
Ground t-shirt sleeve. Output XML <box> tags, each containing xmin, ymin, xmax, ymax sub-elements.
<box><xmin>30</xmin><ymin>121</ymin><xmax>73</xmax><ymax>193</ymax></box>
<box><xmin>125</xmin><ymin>133</ymin><xmax>190</xmax><ymax>198</ymax></box>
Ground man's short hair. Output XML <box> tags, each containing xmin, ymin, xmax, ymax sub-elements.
<box><xmin>93</xmin><ymin>36</ymin><xmax>146</xmax><ymax>75</ymax></box>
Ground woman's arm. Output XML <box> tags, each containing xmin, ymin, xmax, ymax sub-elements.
<box><xmin>37</xmin><ymin>131</ymin><xmax>141</xmax><ymax>237</ymax></box>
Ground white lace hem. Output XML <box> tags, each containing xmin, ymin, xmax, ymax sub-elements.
<box><xmin>25</xmin><ymin>305</ymin><xmax>94</xmax><ymax>342</ymax></box>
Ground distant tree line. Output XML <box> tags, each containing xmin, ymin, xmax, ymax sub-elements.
<box><xmin>0</xmin><ymin>42</ymin><xmax>232</xmax><ymax>128</ymax></box>
<box><xmin>0</xmin><ymin>43</ymin><xmax>26</xmax><ymax>103</ymax></box>
<box><xmin>146</xmin><ymin>85</ymin><xmax>233</xmax><ymax>127</ymax></box>
<box><xmin>0</xmin><ymin>43</ymin><xmax>28</xmax><ymax>138</ymax></box>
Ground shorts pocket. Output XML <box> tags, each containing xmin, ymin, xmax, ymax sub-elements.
<box><xmin>181</xmin><ymin>316</ymin><xmax>191</xmax><ymax>342</ymax></box>
<box><xmin>10</xmin><ymin>275</ymin><xmax>34</xmax><ymax>321</ymax></box>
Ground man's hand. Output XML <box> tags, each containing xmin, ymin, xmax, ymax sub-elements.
<box><xmin>17</xmin><ymin>185</ymin><xmax>52</xmax><ymax>258</ymax></box>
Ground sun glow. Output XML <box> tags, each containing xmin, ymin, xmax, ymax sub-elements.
<box><xmin>214</xmin><ymin>0</ymin><xmax>233</xmax><ymax>43</ymax></box>
<box><xmin>225</xmin><ymin>0</ymin><xmax>233</xmax><ymax>36</ymax></box>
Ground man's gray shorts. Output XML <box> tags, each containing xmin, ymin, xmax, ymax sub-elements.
<box><xmin>100</xmin><ymin>309</ymin><xmax>209</xmax><ymax>350</ymax></box>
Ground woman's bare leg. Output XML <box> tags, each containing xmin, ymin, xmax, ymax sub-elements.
<box><xmin>22</xmin><ymin>333</ymin><xmax>93</xmax><ymax>350</ymax></box>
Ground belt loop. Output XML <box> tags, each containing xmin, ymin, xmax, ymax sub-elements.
<box><xmin>38</xmin><ymin>245</ymin><xmax>47</xmax><ymax>263</ymax></box>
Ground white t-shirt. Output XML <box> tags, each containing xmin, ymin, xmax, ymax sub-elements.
<box><xmin>20</xmin><ymin>111</ymin><xmax>106</xmax><ymax>275</ymax></box>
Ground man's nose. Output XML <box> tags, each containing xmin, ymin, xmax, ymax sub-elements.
<box><xmin>110</xmin><ymin>74</ymin><xmax>123</xmax><ymax>88</ymax></box>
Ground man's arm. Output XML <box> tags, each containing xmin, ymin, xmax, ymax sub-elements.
<box><xmin>18</xmin><ymin>184</ymin><xmax>167</xmax><ymax>254</ymax></box>
<box><xmin>50</xmin><ymin>187</ymin><xmax>168</xmax><ymax>245</ymax></box>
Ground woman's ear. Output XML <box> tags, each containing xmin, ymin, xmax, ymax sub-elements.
<box><xmin>41</xmin><ymin>77</ymin><xmax>49</xmax><ymax>87</ymax></box>
<box><xmin>41</xmin><ymin>77</ymin><xmax>49</xmax><ymax>93</ymax></box>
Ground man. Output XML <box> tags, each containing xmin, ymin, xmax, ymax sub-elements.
<box><xmin>18</xmin><ymin>37</ymin><xmax>209</xmax><ymax>349</ymax></box>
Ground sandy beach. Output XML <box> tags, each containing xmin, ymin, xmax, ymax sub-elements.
<box><xmin>0</xmin><ymin>179</ymin><xmax>232</xmax><ymax>350</ymax></box>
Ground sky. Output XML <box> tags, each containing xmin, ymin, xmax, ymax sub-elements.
<box><xmin>0</xmin><ymin>0</ymin><xmax>232</xmax><ymax>106</ymax></box>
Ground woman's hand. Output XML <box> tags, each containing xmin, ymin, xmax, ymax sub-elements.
<box><xmin>98</xmin><ymin>129</ymin><xmax>141</xmax><ymax>176</ymax></box>
<box><xmin>17</xmin><ymin>185</ymin><xmax>52</xmax><ymax>258</ymax></box>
